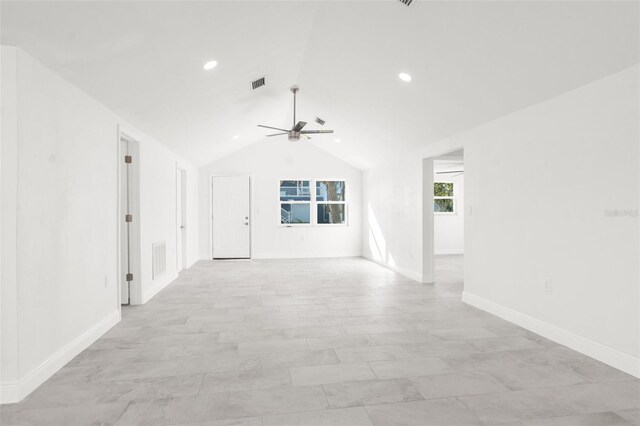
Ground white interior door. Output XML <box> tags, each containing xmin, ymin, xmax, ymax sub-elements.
<box><xmin>120</xmin><ymin>139</ymin><xmax>130</xmax><ymax>304</ymax></box>
<box><xmin>211</xmin><ymin>176</ymin><xmax>251</xmax><ymax>258</ymax></box>
<box><xmin>176</xmin><ymin>169</ymin><xmax>185</xmax><ymax>271</ymax></box>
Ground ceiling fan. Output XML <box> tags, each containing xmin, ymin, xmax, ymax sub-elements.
<box><xmin>258</xmin><ymin>86</ymin><xmax>334</xmax><ymax>142</ymax></box>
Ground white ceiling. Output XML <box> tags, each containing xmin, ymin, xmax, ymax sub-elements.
<box><xmin>2</xmin><ymin>1</ymin><xmax>638</xmax><ymax>169</ymax></box>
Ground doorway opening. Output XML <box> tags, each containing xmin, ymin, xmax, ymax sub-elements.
<box><xmin>119</xmin><ymin>131</ymin><xmax>141</xmax><ymax>305</ymax></box>
<box><xmin>176</xmin><ymin>167</ymin><xmax>187</xmax><ymax>271</ymax></box>
<box><xmin>433</xmin><ymin>149</ymin><xmax>464</xmax><ymax>288</ymax></box>
<box><xmin>422</xmin><ymin>148</ymin><xmax>465</xmax><ymax>289</ymax></box>
<box><xmin>210</xmin><ymin>175</ymin><xmax>252</xmax><ymax>259</ymax></box>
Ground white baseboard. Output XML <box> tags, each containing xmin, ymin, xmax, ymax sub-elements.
<box><xmin>0</xmin><ymin>310</ymin><xmax>120</xmax><ymax>404</ymax></box>
<box><xmin>252</xmin><ymin>252</ymin><xmax>362</xmax><ymax>259</ymax></box>
<box><xmin>143</xmin><ymin>271</ymin><xmax>178</xmax><ymax>304</ymax></box>
<box><xmin>363</xmin><ymin>255</ymin><xmax>422</xmax><ymax>282</ymax></box>
<box><xmin>0</xmin><ymin>382</ymin><xmax>19</xmax><ymax>405</ymax></box>
<box><xmin>462</xmin><ymin>291</ymin><xmax>640</xmax><ymax>378</ymax></box>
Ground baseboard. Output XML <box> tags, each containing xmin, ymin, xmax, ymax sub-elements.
<box><xmin>143</xmin><ymin>271</ymin><xmax>179</xmax><ymax>304</ymax></box>
<box><xmin>363</xmin><ymin>255</ymin><xmax>422</xmax><ymax>282</ymax></box>
<box><xmin>252</xmin><ymin>252</ymin><xmax>362</xmax><ymax>259</ymax></box>
<box><xmin>462</xmin><ymin>291</ymin><xmax>640</xmax><ymax>378</ymax></box>
<box><xmin>0</xmin><ymin>309</ymin><xmax>120</xmax><ymax>404</ymax></box>
<box><xmin>434</xmin><ymin>249</ymin><xmax>464</xmax><ymax>255</ymax></box>
<box><xmin>0</xmin><ymin>382</ymin><xmax>19</xmax><ymax>405</ymax></box>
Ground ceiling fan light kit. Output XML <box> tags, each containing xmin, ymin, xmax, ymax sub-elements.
<box><xmin>258</xmin><ymin>86</ymin><xmax>334</xmax><ymax>142</ymax></box>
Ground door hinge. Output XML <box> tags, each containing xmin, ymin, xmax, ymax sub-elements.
<box><xmin>125</xmin><ymin>214</ymin><xmax>133</xmax><ymax>222</ymax></box>
<box><xmin>126</xmin><ymin>273</ymin><xmax>133</xmax><ymax>281</ymax></box>
<box><xmin>124</xmin><ymin>155</ymin><xmax>132</xmax><ymax>164</ymax></box>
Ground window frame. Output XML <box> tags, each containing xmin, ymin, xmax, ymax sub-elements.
<box><xmin>278</xmin><ymin>178</ymin><xmax>349</xmax><ymax>227</ymax></box>
<box><xmin>278</xmin><ymin>180</ymin><xmax>312</xmax><ymax>226</ymax></box>
<box><xmin>434</xmin><ymin>181</ymin><xmax>456</xmax><ymax>215</ymax></box>
<box><xmin>315</xmin><ymin>179</ymin><xmax>348</xmax><ymax>227</ymax></box>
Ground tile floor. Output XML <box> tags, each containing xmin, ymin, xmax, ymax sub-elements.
<box><xmin>1</xmin><ymin>256</ymin><xmax>639</xmax><ymax>425</ymax></box>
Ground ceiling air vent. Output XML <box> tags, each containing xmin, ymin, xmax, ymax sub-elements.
<box><xmin>251</xmin><ymin>76</ymin><xmax>266</xmax><ymax>90</ymax></box>
<box><xmin>398</xmin><ymin>0</ymin><xmax>414</xmax><ymax>6</ymax></box>
<box><xmin>315</xmin><ymin>117</ymin><xmax>326</xmax><ymax>126</ymax></box>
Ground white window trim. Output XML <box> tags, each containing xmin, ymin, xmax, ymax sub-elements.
<box><xmin>278</xmin><ymin>178</ymin><xmax>349</xmax><ymax>227</ymax></box>
<box><xmin>278</xmin><ymin>180</ymin><xmax>312</xmax><ymax>226</ymax></box>
<box><xmin>434</xmin><ymin>182</ymin><xmax>456</xmax><ymax>215</ymax></box>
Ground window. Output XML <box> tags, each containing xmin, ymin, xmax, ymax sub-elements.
<box><xmin>434</xmin><ymin>182</ymin><xmax>455</xmax><ymax>214</ymax></box>
<box><xmin>280</xmin><ymin>180</ymin><xmax>310</xmax><ymax>224</ymax></box>
<box><xmin>316</xmin><ymin>181</ymin><xmax>346</xmax><ymax>224</ymax></box>
<box><xmin>279</xmin><ymin>179</ymin><xmax>347</xmax><ymax>225</ymax></box>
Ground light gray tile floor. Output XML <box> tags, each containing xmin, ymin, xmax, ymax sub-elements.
<box><xmin>1</xmin><ymin>255</ymin><xmax>638</xmax><ymax>425</ymax></box>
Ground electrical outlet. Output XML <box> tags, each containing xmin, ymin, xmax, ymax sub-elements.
<box><xmin>544</xmin><ymin>279</ymin><xmax>552</xmax><ymax>293</ymax></box>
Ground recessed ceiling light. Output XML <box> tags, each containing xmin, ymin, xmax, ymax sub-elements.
<box><xmin>232</xmin><ymin>135</ymin><xmax>240</xmax><ymax>140</ymax></box>
<box><xmin>203</xmin><ymin>60</ymin><xmax>218</xmax><ymax>71</ymax></box>
<box><xmin>398</xmin><ymin>72</ymin><xmax>412</xmax><ymax>82</ymax></box>
<box><xmin>334</xmin><ymin>138</ymin><xmax>342</xmax><ymax>143</ymax></box>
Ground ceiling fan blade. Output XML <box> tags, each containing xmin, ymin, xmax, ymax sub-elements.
<box><xmin>300</xmin><ymin>130</ymin><xmax>334</xmax><ymax>134</ymax></box>
<box><xmin>436</xmin><ymin>170</ymin><xmax>464</xmax><ymax>174</ymax></box>
<box><xmin>258</xmin><ymin>124</ymin><xmax>289</xmax><ymax>132</ymax></box>
<box><xmin>292</xmin><ymin>121</ymin><xmax>307</xmax><ymax>132</ymax></box>
<box><xmin>266</xmin><ymin>133</ymin><xmax>287</xmax><ymax>137</ymax></box>
<box><xmin>301</xmin><ymin>135</ymin><xmax>312</xmax><ymax>140</ymax></box>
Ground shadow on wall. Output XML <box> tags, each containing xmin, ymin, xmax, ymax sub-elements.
<box><xmin>367</xmin><ymin>204</ymin><xmax>396</xmax><ymax>268</ymax></box>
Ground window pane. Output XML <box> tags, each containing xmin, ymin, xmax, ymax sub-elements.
<box><xmin>316</xmin><ymin>181</ymin><xmax>345</xmax><ymax>202</ymax></box>
<box><xmin>434</xmin><ymin>182</ymin><xmax>454</xmax><ymax>197</ymax></box>
<box><xmin>317</xmin><ymin>204</ymin><xmax>346</xmax><ymax>224</ymax></box>
<box><xmin>280</xmin><ymin>180</ymin><xmax>310</xmax><ymax>201</ymax></box>
<box><xmin>280</xmin><ymin>203</ymin><xmax>310</xmax><ymax>224</ymax></box>
<box><xmin>434</xmin><ymin>198</ymin><xmax>454</xmax><ymax>213</ymax></box>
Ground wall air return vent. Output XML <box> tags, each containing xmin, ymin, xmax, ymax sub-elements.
<box><xmin>251</xmin><ymin>76</ymin><xmax>266</xmax><ymax>90</ymax></box>
<box><xmin>398</xmin><ymin>0</ymin><xmax>414</xmax><ymax>6</ymax></box>
<box><xmin>152</xmin><ymin>241</ymin><xmax>166</xmax><ymax>280</ymax></box>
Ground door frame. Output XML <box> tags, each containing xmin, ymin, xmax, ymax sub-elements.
<box><xmin>117</xmin><ymin>126</ymin><xmax>142</xmax><ymax>305</ymax></box>
<box><xmin>176</xmin><ymin>165</ymin><xmax>187</xmax><ymax>271</ymax></box>
<box><xmin>209</xmin><ymin>174</ymin><xmax>253</xmax><ymax>260</ymax></box>
<box><xmin>422</xmin><ymin>146</ymin><xmax>465</xmax><ymax>285</ymax></box>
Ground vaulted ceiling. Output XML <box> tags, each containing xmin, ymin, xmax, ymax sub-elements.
<box><xmin>2</xmin><ymin>1</ymin><xmax>638</xmax><ymax>169</ymax></box>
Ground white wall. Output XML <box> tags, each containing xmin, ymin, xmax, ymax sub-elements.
<box><xmin>461</xmin><ymin>65</ymin><xmax>639</xmax><ymax>375</ymax></box>
<box><xmin>1</xmin><ymin>46</ymin><xmax>20</xmax><ymax>391</ymax></box>
<box><xmin>434</xmin><ymin>169</ymin><xmax>464</xmax><ymax>255</ymax></box>
<box><xmin>0</xmin><ymin>46</ymin><xmax>199</xmax><ymax>403</ymax></box>
<box><xmin>363</xmin><ymin>65</ymin><xmax>639</xmax><ymax>376</ymax></box>
<box><xmin>134</xmin><ymin>130</ymin><xmax>199</xmax><ymax>303</ymax></box>
<box><xmin>363</xmin><ymin>155</ymin><xmax>423</xmax><ymax>281</ymax></box>
<box><xmin>199</xmin><ymin>139</ymin><xmax>362</xmax><ymax>259</ymax></box>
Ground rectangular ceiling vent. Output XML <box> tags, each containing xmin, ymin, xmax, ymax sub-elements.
<box><xmin>251</xmin><ymin>76</ymin><xmax>266</xmax><ymax>90</ymax></box>
<box><xmin>315</xmin><ymin>117</ymin><xmax>326</xmax><ymax>126</ymax></box>
<box><xmin>398</xmin><ymin>0</ymin><xmax>414</xmax><ymax>6</ymax></box>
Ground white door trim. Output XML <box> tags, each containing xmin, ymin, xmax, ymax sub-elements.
<box><xmin>176</xmin><ymin>166</ymin><xmax>187</xmax><ymax>271</ymax></box>
<box><xmin>209</xmin><ymin>174</ymin><xmax>253</xmax><ymax>260</ymax></box>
